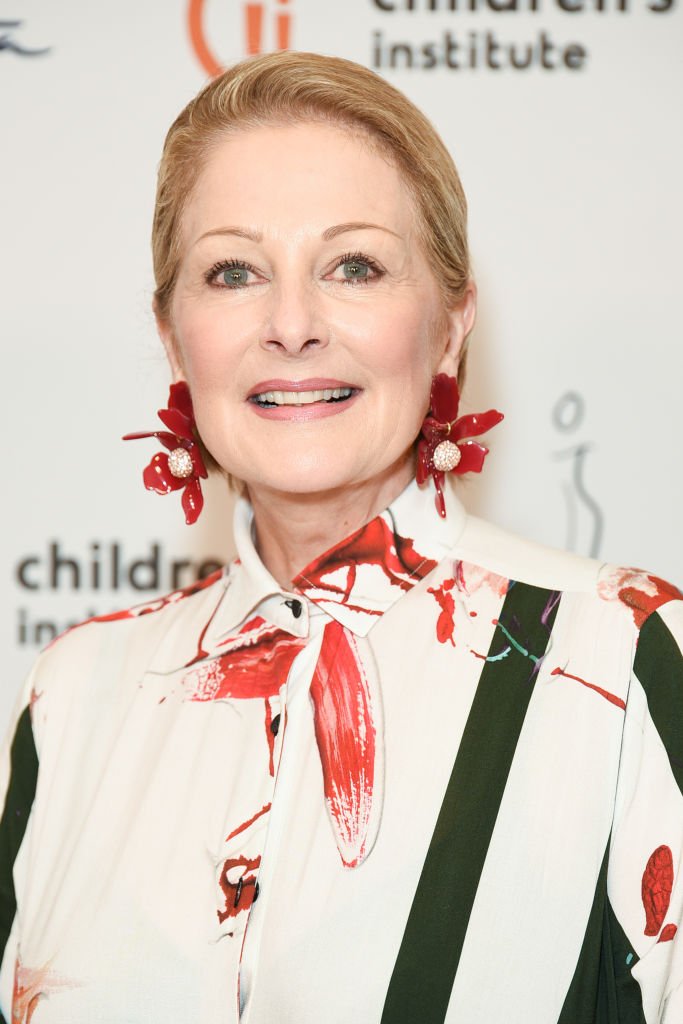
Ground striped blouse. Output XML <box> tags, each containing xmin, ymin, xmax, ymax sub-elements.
<box><xmin>0</xmin><ymin>478</ymin><xmax>681</xmax><ymax>1023</ymax></box>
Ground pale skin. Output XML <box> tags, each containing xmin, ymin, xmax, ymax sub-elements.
<box><xmin>157</xmin><ymin>121</ymin><xmax>476</xmax><ymax>588</ymax></box>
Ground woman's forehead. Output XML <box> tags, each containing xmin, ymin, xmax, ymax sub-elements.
<box><xmin>181</xmin><ymin>122</ymin><xmax>419</xmax><ymax>249</ymax></box>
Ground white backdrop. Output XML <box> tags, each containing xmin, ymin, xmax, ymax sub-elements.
<box><xmin>3</xmin><ymin>0</ymin><xmax>682</xmax><ymax>736</ymax></box>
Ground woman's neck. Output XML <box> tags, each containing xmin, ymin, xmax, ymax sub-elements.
<box><xmin>247</xmin><ymin>455</ymin><xmax>415</xmax><ymax>589</ymax></box>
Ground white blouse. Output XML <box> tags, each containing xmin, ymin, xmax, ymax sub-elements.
<box><xmin>0</xmin><ymin>478</ymin><xmax>681</xmax><ymax>1023</ymax></box>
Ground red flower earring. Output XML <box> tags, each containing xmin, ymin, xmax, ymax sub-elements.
<box><xmin>417</xmin><ymin>373</ymin><xmax>504</xmax><ymax>518</ymax></box>
<box><xmin>123</xmin><ymin>382</ymin><xmax>208</xmax><ymax>525</ymax></box>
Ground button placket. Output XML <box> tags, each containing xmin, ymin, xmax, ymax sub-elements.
<box><xmin>234</xmin><ymin>631</ymin><xmax>324</xmax><ymax>1020</ymax></box>
<box><xmin>216</xmin><ymin>643</ymin><xmax>297</xmax><ymax>947</ymax></box>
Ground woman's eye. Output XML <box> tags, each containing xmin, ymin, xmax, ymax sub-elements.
<box><xmin>220</xmin><ymin>266</ymin><xmax>250</xmax><ymax>287</ymax></box>
<box><xmin>330</xmin><ymin>254</ymin><xmax>383</xmax><ymax>286</ymax></box>
<box><xmin>207</xmin><ymin>261</ymin><xmax>258</xmax><ymax>289</ymax></box>
<box><xmin>342</xmin><ymin>260</ymin><xmax>370</xmax><ymax>282</ymax></box>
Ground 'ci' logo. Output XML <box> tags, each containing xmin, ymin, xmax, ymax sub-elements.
<box><xmin>188</xmin><ymin>0</ymin><xmax>293</xmax><ymax>77</ymax></box>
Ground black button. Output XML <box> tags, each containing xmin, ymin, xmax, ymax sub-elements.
<box><xmin>285</xmin><ymin>598</ymin><xmax>303</xmax><ymax>618</ymax></box>
<box><xmin>234</xmin><ymin>877</ymin><xmax>244</xmax><ymax>908</ymax></box>
<box><xmin>270</xmin><ymin>713</ymin><xmax>281</xmax><ymax>736</ymax></box>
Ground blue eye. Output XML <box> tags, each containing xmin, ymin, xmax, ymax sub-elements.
<box><xmin>206</xmin><ymin>260</ymin><xmax>256</xmax><ymax>289</ymax></box>
<box><xmin>221</xmin><ymin>265</ymin><xmax>250</xmax><ymax>287</ymax></box>
<box><xmin>334</xmin><ymin>252</ymin><xmax>383</xmax><ymax>286</ymax></box>
<box><xmin>342</xmin><ymin>260</ymin><xmax>370</xmax><ymax>282</ymax></box>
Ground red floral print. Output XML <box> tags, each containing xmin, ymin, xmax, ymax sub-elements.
<box><xmin>183</xmin><ymin>616</ymin><xmax>305</xmax><ymax>772</ymax></box>
<box><xmin>123</xmin><ymin>381</ymin><xmax>208</xmax><ymax>524</ymax></box>
<box><xmin>226</xmin><ymin>803</ymin><xmax>272</xmax><ymax>843</ymax></box>
<box><xmin>217</xmin><ymin>855</ymin><xmax>261</xmax><ymax>924</ymax></box>
<box><xmin>310</xmin><ymin>621</ymin><xmax>379</xmax><ymax>868</ymax></box>
<box><xmin>217</xmin><ymin>806</ymin><xmax>273</xmax><ymax>930</ymax></box>
<box><xmin>417</xmin><ymin>373</ymin><xmax>504</xmax><ymax>518</ymax></box>
<box><xmin>12</xmin><ymin>969</ymin><xmax>41</xmax><ymax>1024</ymax></box>
<box><xmin>12</xmin><ymin>960</ymin><xmax>75</xmax><ymax>1023</ymax></box>
<box><xmin>453</xmin><ymin>561</ymin><xmax>509</xmax><ymax>598</ymax></box>
<box><xmin>428</xmin><ymin>578</ymin><xmax>456</xmax><ymax>646</ymax></box>
<box><xmin>642</xmin><ymin>845</ymin><xmax>674</xmax><ymax>937</ymax></box>
<box><xmin>183</xmin><ymin>616</ymin><xmax>305</xmax><ymax>703</ymax></box>
<box><xmin>295</xmin><ymin>516</ymin><xmax>437</xmax><ymax>612</ymax></box>
<box><xmin>264</xmin><ymin>697</ymin><xmax>279</xmax><ymax>776</ymax></box>
<box><xmin>550</xmin><ymin>667</ymin><xmax>626</xmax><ymax>711</ymax></box>
<box><xmin>598</xmin><ymin>567</ymin><xmax>682</xmax><ymax>629</ymax></box>
<box><xmin>46</xmin><ymin>568</ymin><xmax>224</xmax><ymax>652</ymax></box>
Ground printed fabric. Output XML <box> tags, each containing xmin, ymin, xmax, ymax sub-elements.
<box><xmin>0</xmin><ymin>478</ymin><xmax>681</xmax><ymax>1023</ymax></box>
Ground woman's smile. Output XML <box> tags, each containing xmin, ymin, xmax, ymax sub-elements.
<box><xmin>248</xmin><ymin>378</ymin><xmax>361</xmax><ymax>420</ymax></box>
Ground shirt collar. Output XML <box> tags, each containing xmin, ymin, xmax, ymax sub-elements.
<box><xmin>211</xmin><ymin>476</ymin><xmax>467</xmax><ymax>641</ymax></box>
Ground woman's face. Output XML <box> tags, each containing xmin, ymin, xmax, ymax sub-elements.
<box><xmin>161</xmin><ymin>121</ymin><xmax>474</xmax><ymax>500</ymax></box>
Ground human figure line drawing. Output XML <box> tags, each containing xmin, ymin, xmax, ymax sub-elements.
<box><xmin>552</xmin><ymin>392</ymin><xmax>604</xmax><ymax>559</ymax></box>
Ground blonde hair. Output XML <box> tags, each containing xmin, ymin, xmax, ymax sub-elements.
<box><xmin>152</xmin><ymin>51</ymin><xmax>472</xmax><ymax>376</ymax></box>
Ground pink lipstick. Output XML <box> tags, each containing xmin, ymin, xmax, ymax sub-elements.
<box><xmin>248</xmin><ymin>378</ymin><xmax>361</xmax><ymax>422</ymax></box>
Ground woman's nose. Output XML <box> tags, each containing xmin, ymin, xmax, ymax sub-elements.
<box><xmin>259</xmin><ymin>280</ymin><xmax>328</xmax><ymax>356</ymax></box>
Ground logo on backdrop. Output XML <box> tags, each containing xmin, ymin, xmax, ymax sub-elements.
<box><xmin>188</xmin><ymin>0</ymin><xmax>293</xmax><ymax>76</ymax></box>
<box><xmin>551</xmin><ymin>390</ymin><xmax>603</xmax><ymax>558</ymax></box>
<box><xmin>185</xmin><ymin>0</ymin><xmax>674</xmax><ymax>78</ymax></box>
<box><xmin>0</xmin><ymin>19</ymin><xmax>50</xmax><ymax>57</ymax></box>
<box><xmin>14</xmin><ymin>540</ymin><xmax>223</xmax><ymax>647</ymax></box>
<box><xmin>369</xmin><ymin>0</ymin><xmax>674</xmax><ymax>73</ymax></box>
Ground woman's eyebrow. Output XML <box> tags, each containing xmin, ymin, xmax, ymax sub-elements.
<box><xmin>322</xmin><ymin>221</ymin><xmax>401</xmax><ymax>240</ymax></box>
<box><xmin>195</xmin><ymin>226</ymin><xmax>262</xmax><ymax>246</ymax></box>
<box><xmin>193</xmin><ymin>221</ymin><xmax>401</xmax><ymax>247</ymax></box>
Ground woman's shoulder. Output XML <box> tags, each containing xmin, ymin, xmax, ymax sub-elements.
<box><xmin>453</xmin><ymin>513</ymin><xmax>682</xmax><ymax>630</ymax></box>
<box><xmin>29</xmin><ymin>564</ymin><xmax>232</xmax><ymax>687</ymax></box>
<box><xmin>19</xmin><ymin>564</ymin><xmax>235</xmax><ymax>751</ymax></box>
<box><xmin>454</xmin><ymin>514</ymin><xmax>601</xmax><ymax>594</ymax></box>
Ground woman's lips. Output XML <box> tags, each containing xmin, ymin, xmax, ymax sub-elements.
<box><xmin>247</xmin><ymin>378</ymin><xmax>361</xmax><ymax>422</ymax></box>
<box><xmin>248</xmin><ymin>378</ymin><xmax>357</xmax><ymax>396</ymax></box>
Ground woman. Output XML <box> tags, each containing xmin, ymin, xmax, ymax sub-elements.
<box><xmin>0</xmin><ymin>51</ymin><xmax>681</xmax><ymax>1024</ymax></box>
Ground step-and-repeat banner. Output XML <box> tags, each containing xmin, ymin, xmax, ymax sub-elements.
<box><xmin>3</xmin><ymin>0</ymin><xmax>681</xmax><ymax>735</ymax></box>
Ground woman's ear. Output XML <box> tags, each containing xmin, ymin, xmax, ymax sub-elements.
<box><xmin>154</xmin><ymin>301</ymin><xmax>186</xmax><ymax>383</ymax></box>
<box><xmin>436</xmin><ymin>279</ymin><xmax>477</xmax><ymax>379</ymax></box>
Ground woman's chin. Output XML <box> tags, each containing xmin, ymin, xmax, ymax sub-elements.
<box><xmin>241</xmin><ymin>464</ymin><xmax>364</xmax><ymax>499</ymax></box>
<box><xmin>236</xmin><ymin>447</ymin><xmax>417</xmax><ymax>504</ymax></box>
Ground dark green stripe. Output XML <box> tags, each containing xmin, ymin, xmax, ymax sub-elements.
<box><xmin>633</xmin><ymin>610</ymin><xmax>683</xmax><ymax>794</ymax></box>
<box><xmin>382</xmin><ymin>583</ymin><xmax>560</xmax><ymax>1024</ymax></box>
<box><xmin>558</xmin><ymin>845</ymin><xmax>612</xmax><ymax>1024</ymax></box>
<box><xmin>0</xmin><ymin>706</ymin><xmax>39</xmax><ymax>967</ymax></box>
<box><xmin>603</xmin><ymin>899</ymin><xmax>648</xmax><ymax>1024</ymax></box>
<box><xmin>559</xmin><ymin>842</ymin><xmax>646</xmax><ymax>1024</ymax></box>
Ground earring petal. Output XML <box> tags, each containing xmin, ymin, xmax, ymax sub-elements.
<box><xmin>450</xmin><ymin>409</ymin><xmax>504</xmax><ymax>443</ymax></box>
<box><xmin>450</xmin><ymin>441</ymin><xmax>489</xmax><ymax>475</ymax></box>
<box><xmin>143</xmin><ymin>453</ymin><xmax>186</xmax><ymax>494</ymax></box>
<box><xmin>182</xmin><ymin>477</ymin><xmax>204</xmax><ymax>525</ymax></box>
<box><xmin>430</xmin><ymin>373</ymin><xmax>460</xmax><ymax>423</ymax></box>
<box><xmin>157</xmin><ymin>407</ymin><xmax>194</xmax><ymax>439</ymax></box>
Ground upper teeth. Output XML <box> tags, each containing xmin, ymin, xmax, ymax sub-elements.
<box><xmin>253</xmin><ymin>387</ymin><xmax>353</xmax><ymax>405</ymax></box>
